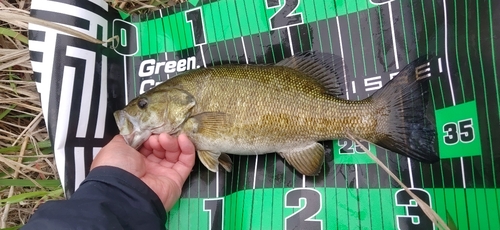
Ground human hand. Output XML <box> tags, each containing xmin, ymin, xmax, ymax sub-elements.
<box><xmin>91</xmin><ymin>133</ymin><xmax>196</xmax><ymax>211</ymax></box>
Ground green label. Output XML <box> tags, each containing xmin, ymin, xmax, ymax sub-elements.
<box><xmin>167</xmin><ymin>188</ymin><xmax>500</xmax><ymax>230</ymax></box>
<box><xmin>333</xmin><ymin>139</ymin><xmax>377</xmax><ymax>164</ymax></box>
<box><xmin>435</xmin><ymin>101</ymin><xmax>482</xmax><ymax>158</ymax></box>
<box><xmin>130</xmin><ymin>0</ymin><xmax>380</xmax><ymax>56</ymax></box>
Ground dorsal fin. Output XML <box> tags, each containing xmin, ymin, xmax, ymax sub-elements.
<box><xmin>276</xmin><ymin>51</ymin><xmax>345</xmax><ymax>96</ymax></box>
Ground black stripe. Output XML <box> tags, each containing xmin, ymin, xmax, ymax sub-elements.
<box><xmin>356</xmin><ymin>164</ymin><xmax>368</xmax><ymax>188</ymax></box>
<box><xmin>207</xmin><ymin>167</ymin><xmax>216</xmax><ymax>197</ymax></box>
<box><xmin>288</xmin><ymin>25</ymin><xmax>305</xmax><ymax>54</ymax></box>
<box><xmin>385</xmin><ymin>153</ymin><xmax>404</xmax><ymax>188</ymax></box>
<box><xmin>420</xmin><ymin>162</ymin><xmax>435</xmax><ymax>188</ymax></box>
<box><xmin>253</xmin><ymin>155</ymin><xmax>267</xmax><ymax>189</ymax></box>
<box><xmin>28</xmin><ymin>30</ymin><xmax>45</xmax><ymax>42</ymax></box>
<box><xmin>462</xmin><ymin>156</ymin><xmax>474</xmax><ymax>187</ymax></box>
<box><xmin>334</xmin><ymin>165</ymin><xmax>347</xmax><ymax>188</ymax></box>
<box><xmin>84</xmin><ymin>147</ymin><xmax>93</xmax><ymax>177</ymax></box>
<box><xmin>29</xmin><ymin>51</ymin><xmax>43</xmax><ymax>63</ymax></box>
<box><xmin>31</xmin><ymin>9</ymin><xmax>90</xmax><ymax>30</ymax></box>
<box><xmin>366</xmin><ymin>164</ymin><xmax>380</xmax><ymax>188</ymax></box>
<box><xmin>64</xmin><ymin>147</ymin><xmax>75</xmax><ymax>197</ymax></box>
<box><xmin>325</xmin><ymin>147</ymin><xmax>336</xmax><ymax>187</ymax></box>
<box><xmin>48</xmin><ymin>0</ymin><xmax>110</xmax><ymax>20</ymax></box>
<box><xmin>451</xmin><ymin>158</ymin><xmax>465</xmax><ymax>187</ymax></box>
<box><xmin>370</xmin><ymin>7</ymin><xmax>389</xmax><ymax>74</ymax></box>
<box><xmin>357</xmin><ymin>8</ymin><xmax>378</xmax><ymax>77</ymax></box>
<box><xmin>430</xmin><ymin>162</ymin><xmax>443</xmax><ymax>188</ymax></box>
<box><xmin>375</xmin><ymin>149</ymin><xmax>391</xmax><ymax>188</ymax></box>
<box><xmin>33</xmin><ymin>72</ymin><xmax>42</xmax><ymax>83</ymax></box>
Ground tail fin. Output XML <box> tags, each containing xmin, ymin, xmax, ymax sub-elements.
<box><xmin>370</xmin><ymin>56</ymin><xmax>439</xmax><ymax>163</ymax></box>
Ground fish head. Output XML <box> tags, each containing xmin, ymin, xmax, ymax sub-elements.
<box><xmin>113</xmin><ymin>87</ymin><xmax>196</xmax><ymax>149</ymax></box>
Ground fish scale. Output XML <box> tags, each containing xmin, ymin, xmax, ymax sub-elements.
<box><xmin>174</xmin><ymin>66</ymin><xmax>376</xmax><ymax>144</ymax></box>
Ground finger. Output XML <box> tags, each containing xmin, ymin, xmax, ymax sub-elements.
<box><xmin>140</xmin><ymin>135</ymin><xmax>159</xmax><ymax>158</ymax></box>
<box><xmin>172</xmin><ymin>133</ymin><xmax>196</xmax><ymax>178</ymax></box>
<box><xmin>158</xmin><ymin>133</ymin><xmax>181</xmax><ymax>153</ymax></box>
<box><xmin>158</xmin><ymin>133</ymin><xmax>182</xmax><ymax>162</ymax></box>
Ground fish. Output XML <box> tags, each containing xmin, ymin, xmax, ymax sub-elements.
<box><xmin>113</xmin><ymin>51</ymin><xmax>440</xmax><ymax>176</ymax></box>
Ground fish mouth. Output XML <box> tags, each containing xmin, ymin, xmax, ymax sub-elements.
<box><xmin>114</xmin><ymin>109</ymin><xmax>188</xmax><ymax>148</ymax></box>
<box><xmin>114</xmin><ymin>110</ymin><xmax>155</xmax><ymax>149</ymax></box>
<box><xmin>122</xmin><ymin>130</ymin><xmax>152</xmax><ymax>149</ymax></box>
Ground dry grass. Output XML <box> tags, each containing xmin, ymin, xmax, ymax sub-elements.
<box><xmin>0</xmin><ymin>0</ymin><xmax>179</xmax><ymax>228</ymax></box>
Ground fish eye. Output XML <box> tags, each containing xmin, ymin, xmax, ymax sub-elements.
<box><xmin>137</xmin><ymin>98</ymin><xmax>148</xmax><ymax>109</ymax></box>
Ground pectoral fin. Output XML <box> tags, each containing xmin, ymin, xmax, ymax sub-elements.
<box><xmin>197</xmin><ymin>150</ymin><xmax>233</xmax><ymax>173</ymax></box>
<box><xmin>190</xmin><ymin>112</ymin><xmax>231</xmax><ymax>135</ymax></box>
<box><xmin>279</xmin><ymin>143</ymin><xmax>325</xmax><ymax>176</ymax></box>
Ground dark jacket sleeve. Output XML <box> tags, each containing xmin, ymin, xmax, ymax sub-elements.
<box><xmin>22</xmin><ymin>166</ymin><xmax>166</xmax><ymax>230</ymax></box>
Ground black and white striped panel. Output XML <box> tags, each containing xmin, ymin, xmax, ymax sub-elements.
<box><xmin>28</xmin><ymin>0</ymin><xmax>122</xmax><ymax>196</ymax></box>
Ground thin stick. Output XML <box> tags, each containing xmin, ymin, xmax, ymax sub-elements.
<box><xmin>13</xmin><ymin>112</ymin><xmax>43</xmax><ymax>146</ymax></box>
<box><xmin>346</xmin><ymin>132</ymin><xmax>450</xmax><ymax>230</ymax></box>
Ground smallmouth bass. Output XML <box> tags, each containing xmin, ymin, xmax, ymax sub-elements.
<box><xmin>114</xmin><ymin>52</ymin><xmax>439</xmax><ymax>176</ymax></box>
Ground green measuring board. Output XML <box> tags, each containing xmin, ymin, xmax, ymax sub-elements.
<box><xmin>109</xmin><ymin>0</ymin><xmax>500</xmax><ymax>229</ymax></box>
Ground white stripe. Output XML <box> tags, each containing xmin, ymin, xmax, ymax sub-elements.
<box><xmin>442</xmin><ymin>0</ymin><xmax>456</xmax><ymax>104</ymax></box>
<box><xmin>460</xmin><ymin>158</ymin><xmax>466</xmax><ymax>188</ymax></box>
<box><xmin>216</xmin><ymin>170</ymin><xmax>219</xmax><ymax>197</ymax></box>
<box><xmin>287</xmin><ymin>28</ymin><xmax>294</xmax><ymax>56</ymax></box>
<box><xmin>407</xmin><ymin>158</ymin><xmax>414</xmax><ymax>188</ymax></box>
<box><xmin>253</xmin><ymin>155</ymin><xmax>258</xmax><ymax>189</ymax></box>
<box><xmin>200</xmin><ymin>45</ymin><xmax>207</xmax><ymax>67</ymax></box>
<box><xmin>388</xmin><ymin>2</ymin><xmax>399</xmax><ymax>69</ymax></box>
<box><xmin>241</xmin><ymin>37</ymin><xmax>249</xmax><ymax>64</ymax></box>
<box><xmin>74</xmin><ymin>147</ymin><xmax>85</xmax><ymax>190</ymax></box>
<box><xmin>287</xmin><ymin>27</ymin><xmax>304</xmax><ymax>187</ymax></box>
<box><xmin>438</xmin><ymin>57</ymin><xmax>443</xmax><ymax>73</ymax></box>
<box><xmin>54</xmin><ymin>65</ymin><xmax>77</xmax><ymax>193</ymax></box>
<box><xmin>336</xmin><ymin>17</ymin><xmax>349</xmax><ymax>99</ymax></box>
<box><xmin>65</xmin><ymin>47</ymin><xmax>95</xmax><ymax>138</ymax></box>
<box><xmin>355</xmin><ymin>164</ymin><xmax>359</xmax><ymax>189</ymax></box>
<box><xmin>241</xmin><ymin>37</ymin><xmax>258</xmax><ymax>190</ymax></box>
<box><xmin>441</xmin><ymin>0</ymin><xmax>463</xmax><ymax>188</ymax></box>
<box><xmin>123</xmin><ymin>56</ymin><xmax>128</xmax><ymax>103</ymax></box>
<box><xmin>95</xmin><ymin>55</ymin><xmax>107</xmax><ymax>138</ymax></box>
<box><xmin>93</xmin><ymin>147</ymin><xmax>101</xmax><ymax>159</ymax></box>
<box><xmin>337</xmin><ymin>15</ymin><xmax>357</xmax><ymax>189</ymax></box>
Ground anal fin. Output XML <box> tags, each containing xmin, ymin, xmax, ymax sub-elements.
<box><xmin>279</xmin><ymin>143</ymin><xmax>325</xmax><ymax>176</ymax></box>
